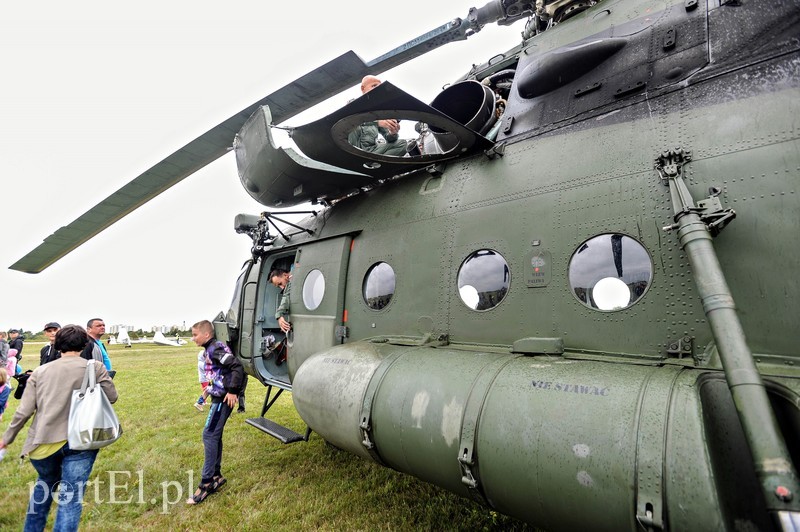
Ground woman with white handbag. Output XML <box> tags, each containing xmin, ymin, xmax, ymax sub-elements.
<box><xmin>0</xmin><ymin>324</ymin><xmax>118</xmax><ymax>532</ymax></box>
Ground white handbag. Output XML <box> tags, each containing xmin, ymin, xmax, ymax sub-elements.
<box><xmin>67</xmin><ymin>360</ymin><xmax>122</xmax><ymax>450</ymax></box>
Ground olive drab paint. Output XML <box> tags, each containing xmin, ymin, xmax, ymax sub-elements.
<box><xmin>14</xmin><ymin>0</ymin><xmax>800</xmax><ymax>529</ymax></box>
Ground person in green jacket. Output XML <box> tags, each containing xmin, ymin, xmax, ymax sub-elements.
<box><xmin>348</xmin><ymin>75</ymin><xmax>408</xmax><ymax>156</ymax></box>
<box><xmin>270</xmin><ymin>268</ymin><xmax>293</xmax><ymax>333</ymax></box>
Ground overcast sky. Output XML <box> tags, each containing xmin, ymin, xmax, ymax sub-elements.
<box><xmin>0</xmin><ymin>1</ymin><xmax>523</xmax><ymax>333</ymax></box>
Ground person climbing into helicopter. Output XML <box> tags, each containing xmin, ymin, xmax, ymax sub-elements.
<box><xmin>347</xmin><ymin>75</ymin><xmax>409</xmax><ymax>156</ymax></box>
<box><xmin>269</xmin><ymin>268</ymin><xmax>293</xmax><ymax>333</ymax></box>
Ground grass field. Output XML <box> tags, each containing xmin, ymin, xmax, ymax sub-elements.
<box><xmin>0</xmin><ymin>343</ymin><xmax>533</xmax><ymax>531</ymax></box>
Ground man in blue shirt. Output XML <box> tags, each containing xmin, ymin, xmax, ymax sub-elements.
<box><xmin>81</xmin><ymin>318</ymin><xmax>112</xmax><ymax>371</ymax></box>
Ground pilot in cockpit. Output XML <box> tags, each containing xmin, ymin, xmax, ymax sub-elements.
<box><xmin>347</xmin><ymin>75</ymin><xmax>410</xmax><ymax>156</ymax></box>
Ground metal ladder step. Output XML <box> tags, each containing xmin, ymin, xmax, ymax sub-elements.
<box><xmin>245</xmin><ymin>417</ymin><xmax>306</xmax><ymax>444</ymax></box>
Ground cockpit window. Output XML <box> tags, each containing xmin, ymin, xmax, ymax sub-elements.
<box><xmin>347</xmin><ymin>118</ymin><xmax>428</xmax><ymax>159</ymax></box>
<box><xmin>568</xmin><ymin>234</ymin><xmax>652</xmax><ymax>311</ymax></box>
<box><xmin>363</xmin><ymin>262</ymin><xmax>396</xmax><ymax>310</ymax></box>
<box><xmin>457</xmin><ymin>249</ymin><xmax>510</xmax><ymax>311</ymax></box>
<box><xmin>302</xmin><ymin>269</ymin><xmax>326</xmax><ymax>311</ymax></box>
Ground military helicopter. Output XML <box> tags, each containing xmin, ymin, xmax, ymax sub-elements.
<box><xmin>10</xmin><ymin>0</ymin><xmax>800</xmax><ymax>529</ymax></box>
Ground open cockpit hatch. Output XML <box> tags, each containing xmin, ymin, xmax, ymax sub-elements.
<box><xmin>234</xmin><ymin>82</ymin><xmax>498</xmax><ymax>208</ymax></box>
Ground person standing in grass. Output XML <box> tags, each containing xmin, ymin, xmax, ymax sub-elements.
<box><xmin>0</xmin><ymin>324</ymin><xmax>117</xmax><ymax>532</ymax></box>
<box><xmin>187</xmin><ymin>320</ymin><xmax>244</xmax><ymax>505</ymax></box>
<box><xmin>0</xmin><ymin>368</ymin><xmax>10</xmax><ymax>422</ymax></box>
<box><xmin>6</xmin><ymin>348</ymin><xmax>19</xmax><ymax>376</ymax></box>
<box><xmin>0</xmin><ymin>331</ymin><xmax>9</xmax><ymax>366</ymax></box>
<box><xmin>8</xmin><ymin>329</ymin><xmax>24</xmax><ymax>361</ymax></box>
<box><xmin>237</xmin><ymin>374</ymin><xmax>247</xmax><ymax>413</ymax></box>
<box><xmin>81</xmin><ymin>319</ymin><xmax>112</xmax><ymax>373</ymax></box>
<box><xmin>39</xmin><ymin>322</ymin><xmax>61</xmax><ymax>365</ymax></box>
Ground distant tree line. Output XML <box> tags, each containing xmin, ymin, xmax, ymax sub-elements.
<box><xmin>15</xmin><ymin>326</ymin><xmax>192</xmax><ymax>342</ymax></box>
<box><xmin>129</xmin><ymin>327</ymin><xmax>191</xmax><ymax>339</ymax></box>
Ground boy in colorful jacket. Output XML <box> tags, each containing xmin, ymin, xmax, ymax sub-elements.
<box><xmin>187</xmin><ymin>320</ymin><xmax>243</xmax><ymax>505</ymax></box>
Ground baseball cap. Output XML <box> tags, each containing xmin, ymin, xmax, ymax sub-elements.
<box><xmin>9</xmin><ymin>328</ymin><xmax>19</xmax><ymax>333</ymax></box>
<box><xmin>44</xmin><ymin>322</ymin><xmax>61</xmax><ymax>330</ymax></box>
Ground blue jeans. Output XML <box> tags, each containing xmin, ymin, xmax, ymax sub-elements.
<box><xmin>25</xmin><ymin>444</ymin><xmax>98</xmax><ymax>532</ymax></box>
<box><xmin>201</xmin><ymin>400</ymin><xmax>232</xmax><ymax>482</ymax></box>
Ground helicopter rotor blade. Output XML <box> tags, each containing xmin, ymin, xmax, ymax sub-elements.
<box><xmin>11</xmin><ymin>1</ymin><xmax>526</xmax><ymax>273</ymax></box>
<box><xmin>9</xmin><ymin>51</ymin><xmax>375</xmax><ymax>274</ymax></box>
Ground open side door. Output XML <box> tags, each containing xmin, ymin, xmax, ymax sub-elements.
<box><xmin>286</xmin><ymin>234</ymin><xmax>355</xmax><ymax>380</ymax></box>
<box><xmin>233</xmin><ymin>252</ymin><xmax>307</xmax><ymax>444</ymax></box>
<box><xmin>243</xmin><ymin>236</ymin><xmax>354</xmax><ymax>443</ymax></box>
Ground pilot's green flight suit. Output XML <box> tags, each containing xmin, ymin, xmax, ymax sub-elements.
<box><xmin>275</xmin><ymin>279</ymin><xmax>292</xmax><ymax>323</ymax></box>
<box><xmin>348</xmin><ymin>121</ymin><xmax>407</xmax><ymax>156</ymax></box>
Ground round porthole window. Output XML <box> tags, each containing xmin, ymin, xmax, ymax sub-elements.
<box><xmin>568</xmin><ymin>233</ymin><xmax>652</xmax><ymax>311</ymax></box>
<box><xmin>363</xmin><ymin>262</ymin><xmax>395</xmax><ymax>310</ymax></box>
<box><xmin>302</xmin><ymin>269</ymin><xmax>325</xmax><ymax>310</ymax></box>
<box><xmin>457</xmin><ymin>249</ymin><xmax>510</xmax><ymax>311</ymax></box>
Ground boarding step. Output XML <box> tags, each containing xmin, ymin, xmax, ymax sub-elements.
<box><xmin>263</xmin><ymin>377</ymin><xmax>292</xmax><ymax>391</ymax></box>
<box><xmin>245</xmin><ymin>417</ymin><xmax>308</xmax><ymax>444</ymax></box>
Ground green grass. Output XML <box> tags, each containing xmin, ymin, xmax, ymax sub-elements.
<box><xmin>1</xmin><ymin>344</ymin><xmax>533</xmax><ymax>531</ymax></box>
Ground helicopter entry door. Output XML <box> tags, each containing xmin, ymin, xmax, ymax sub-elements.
<box><xmin>286</xmin><ymin>234</ymin><xmax>354</xmax><ymax>380</ymax></box>
<box><xmin>246</xmin><ymin>252</ymin><xmax>295</xmax><ymax>388</ymax></box>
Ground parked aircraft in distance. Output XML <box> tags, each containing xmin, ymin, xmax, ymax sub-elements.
<box><xmin>153</xmin><ymin>331</ymin><xmax>187</xmax><ymax>347</ymax></box>
<box><xmin>108</xmin><ymin>329</ymin><xmax>133</xmax><ymax>347</ymax></box>
<box><xmin>108</xmin><ymin>329</ymin><xmax>185</xmax><ymax>347</ymax></box>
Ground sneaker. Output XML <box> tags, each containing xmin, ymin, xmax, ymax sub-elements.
<box><xmin>193</xmin><ymin>403</ymin><xmax>203</xmax><ymax>411</ymax></box>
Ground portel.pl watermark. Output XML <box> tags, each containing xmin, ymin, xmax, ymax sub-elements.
<box><xmin>28</xmin><ymin>470</ymin><xmax>197</xmax><ymax>515</ymax></box>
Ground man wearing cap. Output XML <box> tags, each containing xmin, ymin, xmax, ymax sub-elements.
<box><xmin>8</xmin><ymin>330</ymin><xmax>24</xmax><ymax>362</ymax></box>
<box><xmin>39</xmin><ymin>322</ymin><xmax>61</xmax><ymax>365</ymax></box>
